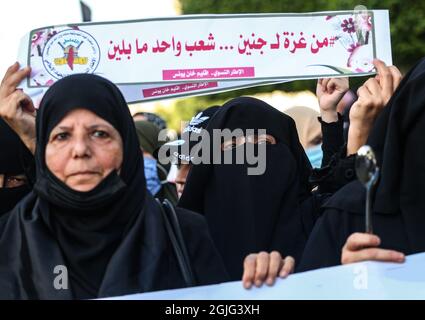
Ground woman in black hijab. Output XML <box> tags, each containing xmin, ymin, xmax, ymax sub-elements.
<box><xmin>134</xmin><ymin>120</ymin><xmax>178</xmax><ymax>205</ymax></box>
<box><xmin>298</xmin><ymin>58</ymin><xmax>425</xmax><ymax>271</ymax></box>
<box><xmin>0</xmin><ymin>119</ymin><xmax>32</xmax><ymax>216</ymax></box>
<box><xmin>178</xmin><ymin>96</ymin><xmax>345</xmax><ymax>279</ymax></box>
<box><xmin>0</xmin><ymin>72</ymin><xmax>227</xmax><ymax>299</ymax></box>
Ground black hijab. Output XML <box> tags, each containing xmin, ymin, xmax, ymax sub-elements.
<box><xmin>0</xmin><ymin>74</ymin><xmax>227</xmax><ymax>299</ymax></box>
<box><xmin>0</xmin><ymin>119</ymin><xmax>32</xmax><ymax>216</ymax></box>
<box><xmin>179</xmin><ymin>97</ymin><xmax>312</xmax><ymax>279</ymax></box>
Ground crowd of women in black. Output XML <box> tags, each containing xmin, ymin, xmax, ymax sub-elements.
<box><xmin>0</xmin><ymin>53</ymin><xmax>422</xmax><ymax>299</ymax></box>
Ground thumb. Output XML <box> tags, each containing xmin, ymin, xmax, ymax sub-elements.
<box><xmin>17</xmin><ymin>91</ymin><xmax>36</xmax><ymax>115</ymax></box>
<box><xmin>316</xmin><ymin>81</ymin><xmax>324</xmax><ymax>96</ymax></box>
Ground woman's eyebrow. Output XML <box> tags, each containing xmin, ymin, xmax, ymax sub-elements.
<box><xmin>87</xmin><ymin>124</ymin><xmax>112</xmax><ymax>130</ymax></box>
<box><xmin>53</xmin><ymin>126</ymin><xmax>72</xmax><ymax>131</ymax></box>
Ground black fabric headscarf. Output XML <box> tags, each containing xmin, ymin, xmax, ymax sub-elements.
<box><xmin>135</xmin><ymin>120</ymin><xmax>162</xmax><ymax>156</ymax></box>
<box><xmin>0</xmin><ymin>74</ymin><xmax>227</xmax><ymax>299</ymax></box>
<box><xmin>178</xmin><ymin>97</ymin><xmax>312</xmax><ymax>279</ymax></box>
<box><xmin>0</xmin><ymin>119</ymin><xmax>32</xmax><ymax>216</ymax></box>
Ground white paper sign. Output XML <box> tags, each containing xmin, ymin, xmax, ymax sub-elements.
<box><xmin>17</xmin><ymin>10</ymin><xmax>392</xmax><ymax>104</ymax></box>
<box><xmin>104</xmin><ymin>252</ymin><xmax>425</xmax><ymax>300</ymax></box>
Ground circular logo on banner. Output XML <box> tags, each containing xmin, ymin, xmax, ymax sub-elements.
<box><xmin>42</xmin><ymin>29</ymin><xmax>100</xmax><ymax>79</ymax></box>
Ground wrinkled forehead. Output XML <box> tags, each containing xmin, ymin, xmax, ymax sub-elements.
<box><xmin>42</xmin><ymin>104</ymin><xmax>120</xmax><ymax>140</ymax></box>
<box><xmin>50</xmin><ymin>108</ymin><xmax>117</xmax><ymax>131</ymax></box>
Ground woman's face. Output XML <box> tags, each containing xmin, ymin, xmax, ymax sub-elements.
<box><xmin>176</xmin><ymin>163</ymin><xmax>191</xmax><ymax>198</ymax></box>
<box><xmin>45</xmin><ymin>108</ymin><xmax>123</xmax><ymax>192</ymax></box>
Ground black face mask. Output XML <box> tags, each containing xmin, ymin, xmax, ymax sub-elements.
<box><xmin>203</xmin><ymin>143</ymin><xmax>304</xmax><ymax>278</ymax></box>
<box><xmin>0</xmin><ymin>184</ymin><xmax>31</xmax><ymax>216</ymax></box>
<box><xmin>33</xmin><ymin>169</ymin><xmax>126</xmax><ymax>213</ymax></box>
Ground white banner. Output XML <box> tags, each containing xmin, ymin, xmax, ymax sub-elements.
<box><xmin>17</xmin><ymin>10</ymin><xmax>392</xmax><ymax>104</ymax></box>
<box><xmin>104</xmin><ymin>252</ymin><xmax>425</xmax><ymax>300</ymax></box>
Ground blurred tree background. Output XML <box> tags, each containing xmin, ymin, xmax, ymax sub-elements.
<box><xmin>137</xmin><ymin>1</ymin><xmax>425</xmax><ymax>131</ymax></box>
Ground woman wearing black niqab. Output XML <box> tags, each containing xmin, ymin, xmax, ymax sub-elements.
<box><xmin>0</xmin><ymin>119</ymin><xmax>32</xmax><ymax>216</ymax></box>
<box><xmin>179</xmin><ymin>97</ymin><xmax>341</xmax><ymax>279</ymax></box>
<box><xmin>0</xmin><ymin>73</ymin><xmax>227</xmax><ymax>299</ymax></box>
<box><xmin>298</xmin><ymin>58</ymin><xmax>425</xmax><ymax>271</ymax></box>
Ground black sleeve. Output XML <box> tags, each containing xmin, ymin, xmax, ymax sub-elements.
<box><xmin>177</xmin><ymin>208</ymin><xmax>230</xmax><ymax>285</ymax></box>
<box><xmin>299</xmin><ymin>192</ymin><xmax>330</xmax><ymax>240</ymax></box>
<box><xmin>318</xmin><ymin>113</ymin><xmax>344</xmax><ymax>167</ymax></box>
<box><xmin>311</xmin><ymin>114</ymin><xmax>356</xmax><ymax>194</ymax></box>
<box><xmin>310</xmin><ymin>148</ymin><xmax>357</xmax><ymax>194</ymax></box>
<box><xmin>296</xmin><ymin>208</ymin><xmax>345</xmax><ymax>273</ymax></box>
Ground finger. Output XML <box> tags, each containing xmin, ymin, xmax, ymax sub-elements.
<box><xmin>316</xmin><ymin>79</ymin><xmax>323</xmax><ymax>95</ymax></box>
<box><xmin>321</xmin><ymin>78</ymin><xmax>331</xmax><ymax>91</ymax></box>
<box><xmin>17</xmin><ymin>92</ymin><xmax>36</xmax><ymax>114</ymax></box>
<box><xmin>373</xmin><ymin>59</ymin><xmax>393</xmax><ymax>98</ymax></box>
<box><xmin>350</xmin><ymin>248</ymin><xmax>405</xmax><ymax>264</ymax></box>
<box><xmin>316</xmin><ymin>78</ymin><xmax>326</xmax><ymax>96</ymax></box>
<box><xmin>326</xmin><ymin>78</ymin><xmax>337</xmax><ymax>93</ymax></box>
<box><xmin>0</xmin><ymin>90</ymin><xmax>23</xmax><ymax>120</ymax></box>
<box><xmin>363</xmin><ymin>78</ymin><xmax>382</xmax><ymax>96</ymax></box>
<box><xmin>0</xmin><ymin>62</ymin><xmax>20</xmax><ymax>87</ymax></box>
<box><xmin>388</xmin><ymin>66</ymin><xmax>403</xmax><ymax>91</ymax></box>
<box><xmin>357</xmin><ymin>85</ymin><xmax>372</xmax><ymax>99</ymax></box>
<box><xmin>327</xmin><ymin>77</ymin><xmax>348</xmax><ymax>92</ymax></box>
<box><xmin>0</xmin><ymin>66</ymin><xmax>31</xmax><ymax>97</ymax></box>
<box><xmin>333</xmin><ymin>77</ymin><xmax>349</xmax><ymax>91</ymax></box>
<box><xmin>279</xmin><ymin>256</ymin><xmax>295</xmax><ymax>278</ymax></box>
<box><xmin>1</xmin><ymin>90</ymin><xmax>35</xmax><ymax>121</ymax></box>
<box><xmin>266</xmin><ymin>251</ymin><xmax>282</xmax><ymax>286</ymax></box>
<box><xmin>242</xmin><ymin>254</ymin><xmax>257</xmax><ymax>289</ymax></box>
<box><xmin>345</xmin><ymin>233</ymin><xmax>381</xmax><ymax>251</ymax></box>
<box><xmin>253</xmin><ymin>252</ymin><xmax>269</xmax><ymax>287</ymax></box>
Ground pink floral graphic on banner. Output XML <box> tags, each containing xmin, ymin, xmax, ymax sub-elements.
<box><xmin>320</xmin><ymin>12</ymin><xmax>374</xmax><ymax>73</ymax></box>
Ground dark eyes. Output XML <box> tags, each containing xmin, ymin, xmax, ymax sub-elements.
<box><xmin>221</xmin><ymin>136</ymin><xmax>275</xmax><ymax>151</ymax></box>
<box><xmin>55</xmin><ymin>132</ymin><xmax>70</xmax><ymax>141</ymax></box>
<box><xmin>92</xmin><ymin>130</ymin><xmax>109</xmax><ymax>138</ymax></box>
<box><xmin>4</xmin><ymin>175</ymin><xmax>27</xmax><ymax>188</ymax></box>
<box><xmin>256</xmin><ymin>138</ymin><xmax>271</xmax><ymax>145</ymax></box>
<box><xmin>53</xmin><ymin>130</ymin><xmax>109</xmax><ymax>141</ymax></box>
